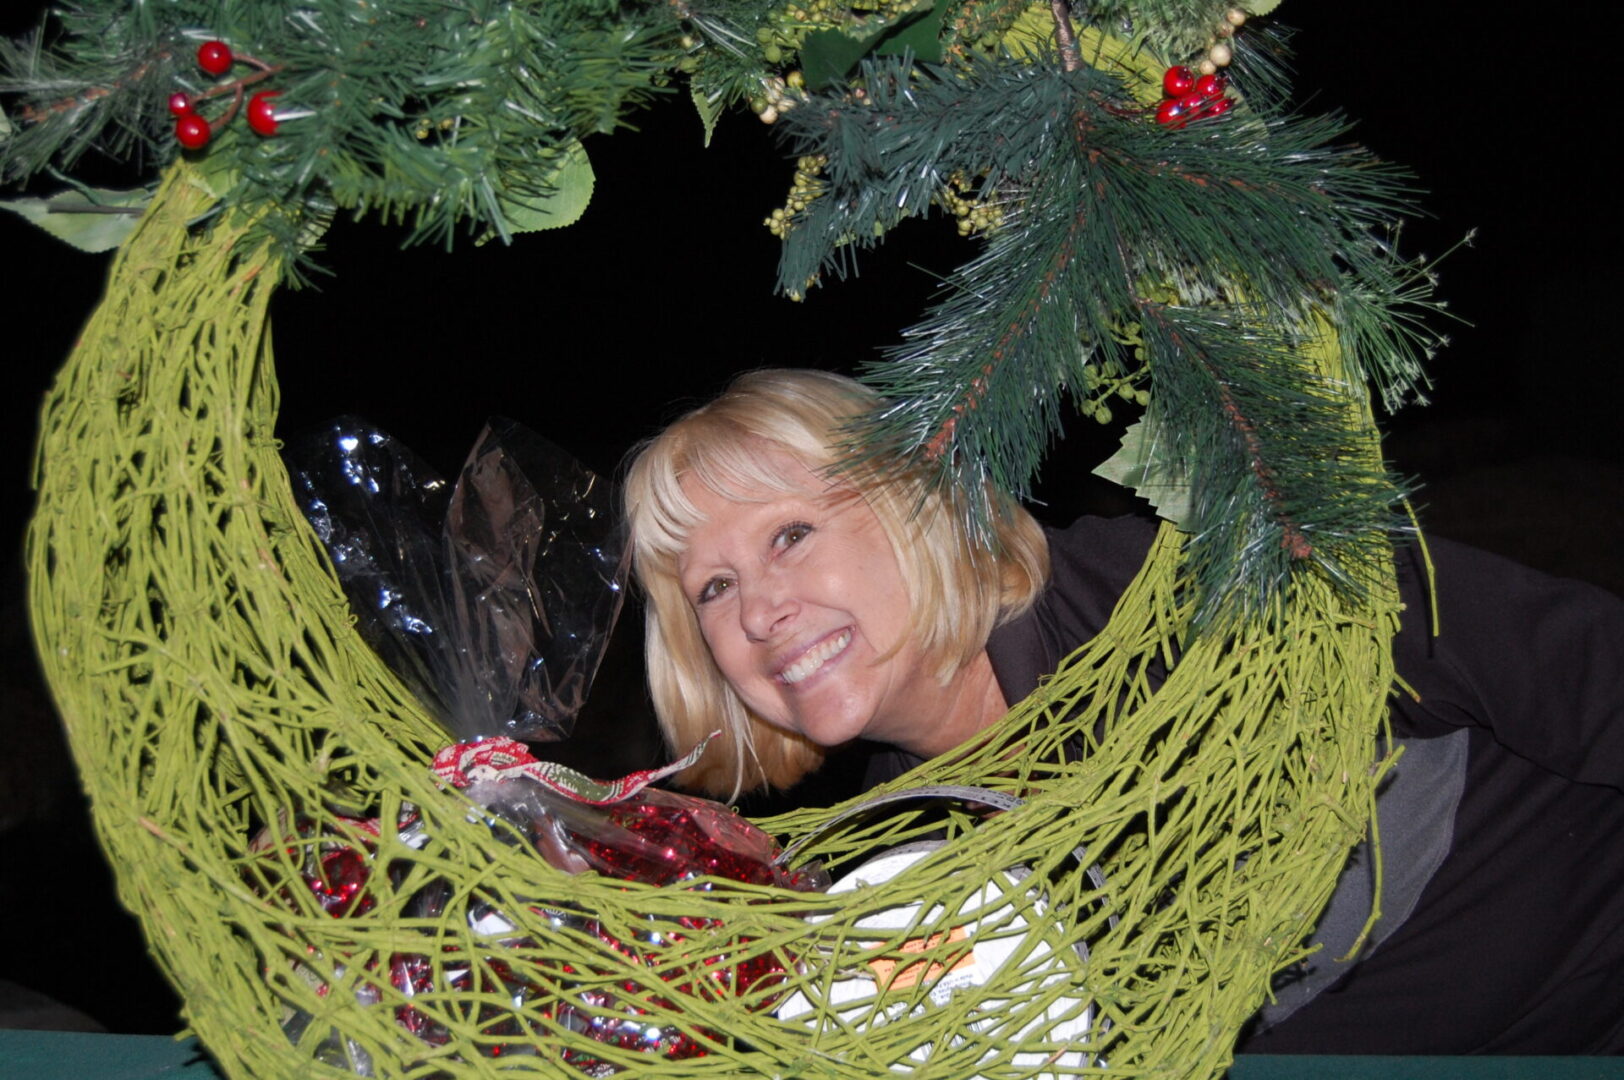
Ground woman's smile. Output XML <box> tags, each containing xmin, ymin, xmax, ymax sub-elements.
<box><xmin>778</xmin><ymin>628</ymin><xmax>852</xmax><ymax>685</ymax></box>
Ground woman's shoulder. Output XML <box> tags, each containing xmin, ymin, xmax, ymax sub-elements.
<box><xmin>1389</xmin><ymin>530</ymin><xmax>1624</xmax><ymax>785</ymax></box>
<box><xmin>986</xmin><ymin>513</ymin><xmax>1158</xmax><ymax>702</ymax></box>
<box><xmin>1033</xmin><ymin>513</ymin><xmax>1160</xmax><ymax>635</ymax></box>
<box><xmin>1035</xmin><ymin>512</ymin><xmax>1161</xmax><ymax>629</ymax></box>
<box><xmin>1043</xmin><ymin>513</ymin><xmax>1160</xmax><ymax>601</ymax></box>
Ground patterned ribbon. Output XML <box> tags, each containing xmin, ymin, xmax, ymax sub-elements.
<box><xmin>430</xmin><ymin>732</ymin><xmax>719</xmax><ymax>806</ymax></box>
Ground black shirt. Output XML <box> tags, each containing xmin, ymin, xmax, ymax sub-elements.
<box><xmin>865</xmin><ymin>514</ymin><xmax>1624</xmax><ymax>1054</ymax></box>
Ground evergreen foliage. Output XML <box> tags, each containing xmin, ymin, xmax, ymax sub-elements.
<box><xmin>773</xmin><ymin>44</ymin><xmax>1438</xmax><ymax>619</ymax></box>
<box><xmin>1</xmin><ymin>0</ymin><xmax>1446</xmax><ymax>622</ymax></box>
<box><xmin>1</xmin><ymin>0</ymin><xmax>680</xmax><ymax>255</ymax></box>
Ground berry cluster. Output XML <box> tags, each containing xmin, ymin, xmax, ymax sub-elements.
<box><xmin>764</xmin><ymin>154</ymin><xmax>826</xmax><ymax>239</ymax></box>
<box><xmin>168</xmin><ymin>40</ymin><xmax>284</xmax><ymax>150</ymax></box>
<box><xmin>750</xmin><ymin>71</ymin><xmax>804</xmax><ymax>126</ymax></box>
<box><xmin>1199</xmin><ymin>7</ymin><xmax>1250</xmax><ymax>74</ymax></box>
<box><xmin>1155</xmin><ymin>65</ymin><xmax>1231</xmax><ymax>127</ymax></box>
<box><xmin>940</xmin><ymin>170</ymin><xmax>1005</xmax><ymax>238</ymax></box>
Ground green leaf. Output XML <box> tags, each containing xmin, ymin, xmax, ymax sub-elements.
<box><xmin>0</xmin><ymin>186</ymin><xmax>151</xmax><ymax>253</ymax></box>
<box><xmin>801</xmin><ymin>0</ymin><xmax>943</xmax><ymax>90</ymax></box>
<box><xmin>497</xmin><ymin>140</ymin><xmax>595</xmax><ymax>236</ymax></box>
<box><xmin>189</xmin><ymin>149</ymin><xmax>239</xmax><ymax>203</ymax></box>
<box><xmin>1245</xmin><ymin>0</ymin><xmax>1283</xmax><ymax>15</ymax></box>
<box><xmin>1093</xmin><ymin>416</ymin><xmax>1194</xmax><ymax>528</ymax></box>
<box><xmin>872</xmin><ymin>0</ymin><xmax>945</xmax><ymax>62</ymax></box>
<box><xmin>691</xmin><ymin>83</ymin><xmax>726</xmax><ymax>147</ymax></box>
<box><xmin>801</xmin><ymin>29</ymin><xmax>876</xmax><ymax>90</ymax></box>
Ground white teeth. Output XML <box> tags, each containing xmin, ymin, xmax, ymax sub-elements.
<box><xmin>780</xmin><ymin>630</ymin><xmax>852</xmax><ymax>685</ymax></box>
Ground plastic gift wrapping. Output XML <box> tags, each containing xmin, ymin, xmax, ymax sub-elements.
<box><xmin>276</xmin><ymin>420</ymin><xmax>825</xmax><ymax>1074</ymax></box>
<box><xmin>287</xmin><ymin>416</ymin><xmax>624</xmax><ymax>744</ymax></box>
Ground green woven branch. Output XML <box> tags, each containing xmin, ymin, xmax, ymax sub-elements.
<box><xmin>29</xmin><ymin>160</ymin><xmax>1396</xmax><ymax>1079</ymax></box>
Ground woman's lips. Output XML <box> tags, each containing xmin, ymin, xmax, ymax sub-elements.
<box><xmin>778</xmin><ymin>629</ymin><xmax>853</xmax><ymax>685</ymax></box>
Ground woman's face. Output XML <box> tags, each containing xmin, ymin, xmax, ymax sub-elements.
<box><xmin>675</xmin><ymin>456</ymin><xmax>930</xmax><ymax>751</ymax></box>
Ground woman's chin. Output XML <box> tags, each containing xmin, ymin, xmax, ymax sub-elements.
<box><xmin>773</xmin><ymin>705</ymin><xmax>875</xmax><ymax>751</ymax></box>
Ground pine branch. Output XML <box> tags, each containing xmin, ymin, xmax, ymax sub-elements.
<box><xmin>1147</xmin><ymin>304</ymin><xmax>1314</xmax><ymax>559</ymax></box>
<box><xmin>1077</xmin><ymin>0</ymin><xmax>1248</xmax><ymax>65</ymax></box>
<box><xmin>0</xmin><ymin>29</ymin><xmax>183</xmax><ymax>178</ymax></box>
<box><xmin>778</xmin><ymin>49</ymin><xmax>1438</xmax><ymax>620</ymax></box>
<box><xmin>1130</xmin><ymin>301</ymin><xmax>1407</xmax><ymax>621</ymax></box>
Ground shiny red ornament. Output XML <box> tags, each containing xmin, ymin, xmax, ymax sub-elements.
<box><xmin>197</xmin><ymin>40</ymin><xmax>234</xmax><ymax>76</ymax></box>
<box><xmin>175</xmin><ymin>113</ymin><xmax>211</xmax><ymax>149</ymax></box>
<box><xmin>247</xmin><ymin>91</ymin><xmax>281</xmax><ymax>136</ymax></box>
<box><xmin>1156</xmin><ymin>99</ymin><xmax>1187</xmax><ymax>126</ymax></box>
<box><xmin>546</xmin><ymin>789</ymin><xmax>811</xmax><ymax>1067</ymax></box>
<box><xmin>1162</xmin><ymin>65</ymin><xmax>1196</xmax><ymax>98</ymax></box>
<box><xmin>305</xmin><ymin>847</ymin><xmax>374</xmax><ymax>917</ymax></box>
<box><xmin>1205</xmin><ymin>96</ymin><xmax>1234</xmax><ymax>117</ymax></box>
<box><xmin>1194</xmin><ymin>73</ymin><xmax>1227</xmax><ymax>100</ymax></box>
<box><xmin>583</xmin><ymin>793</ymin><xmax>791</xmax><ymax>887</ymax></box>
<box><xmin>167</xmin><ymin>92</ymin><xmax>194</xmax><ymax>118</ymax></box>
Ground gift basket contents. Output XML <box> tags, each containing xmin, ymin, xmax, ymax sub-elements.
<box><xmin>268</xmin><ymin>418</ymin><xmax>830</xmax><ymax>1073</ymax></box>
<box><xmin>273</xmin><ymin>418</ymin><xmax>1107</xmax><ymax>1076</ymax></box>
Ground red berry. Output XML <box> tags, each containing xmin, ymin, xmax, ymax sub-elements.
<box><xmin>197</xmin><ymin>40</ymin><xmax>233</xmax><ymax>76</ymax></box>
<box><xmin>175</xmin><ymin>113</ymin><xmax>211</xmax><ymax>149</ymax></box>
<box><xmin>247</xmin><ymin>91</ymin><xmax>281</xmax><ymax>136</ymax></box>
<box><xmin>167</xmin><ymin>92</ymin><xmax>194</xmax><ymax>118</ymax></box>
<box><xmin>1177</xmin><ymin>92</ymin><xmax>1206</xmax><ymax>113</ymax></box>
<box><xmin>1204</xmin><ymin>97</ymin><xmax>1234</xmax><ymax>118</ymax></box>
<box><xmin>1155</xmin><ymin>99</ymin><xmax>1186</xmax><ymax>126</ymax></box>
<box><xmin>1162</xmin><ymin>66</ymin><xmax>1196</xmax><ymax>98</ymax></box>
<box><xmin>1193</xmin><ymin>73</ymin><xmax>1226</xmax><ymax>100</ymax></box>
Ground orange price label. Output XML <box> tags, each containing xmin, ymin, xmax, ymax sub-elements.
<box><xmin>867</xmin><ymin>925</ymin><xmax>975</xmax><ymax>991</ymax></box>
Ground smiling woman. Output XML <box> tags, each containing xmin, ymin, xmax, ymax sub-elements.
<box><xmin>626</xmin><ymin>367</ymin><xmax>1624</xmax><ymax>1057</ymax></box>
<box><xmin>622</xmin><ymin>369</ymin><xmax>1049</xmax><ymax>795</ymax></box>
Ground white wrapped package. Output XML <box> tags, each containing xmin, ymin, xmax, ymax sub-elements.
<box><xmin>776</xmin><ymin>842</ymin><xmax>1097</xmax><ymax>1076</ymax></box>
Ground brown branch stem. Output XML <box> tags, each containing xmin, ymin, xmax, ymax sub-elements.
<box><xmin>1140</xmin><ymin>305</ymin><xmax>1313</xmax><ymax>560</ymax></box>
<box><xmin>196</xmin><ymin>63</ymin><xmax>286</xmax><ymax>105</ymax></box>
<box><xmin>17</xmin><ymin>51</ymin><xmax>171</xmax><ymax>123</ymax></box>
<box><xmin>1051</xmin><ymin>0</ymin><xmax>1081</xmax><ymax>72</ymax></box>
<box><xmin>46</xmin><ymin>204</ymin><xmax>144</xmax><ymax>215</ymax></box>
<box><xmin>16</xmin><ymin>52</ymin><xmax>284</xmax><ymax>126</ymax></box>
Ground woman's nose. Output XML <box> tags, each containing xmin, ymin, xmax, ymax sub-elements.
<box><xmin>739</xmin><ymin>581</ymin><xmax>796</xmax><ymax>642</ymax></box>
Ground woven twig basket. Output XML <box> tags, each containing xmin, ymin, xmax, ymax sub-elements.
<box><xmin>28</xmin><ymin>162</ymin><xmax>1398</xmax><ymax>1079</ymax></box>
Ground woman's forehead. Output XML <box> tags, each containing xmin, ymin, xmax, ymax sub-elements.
<box><xmin>676</xmin><ymin>445</ymin><xmax>869</xmax><ymax>532</ymax></box>
<box><xmin>640</xmin><ymin>433</ymin><xmax>858</xmax><ymax>571</ymax></box>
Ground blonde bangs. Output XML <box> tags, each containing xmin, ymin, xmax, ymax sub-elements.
<box><xmin>630</xmin><ymin>418</ymin><xmax>826</xmax><ymax>577</ymax></box>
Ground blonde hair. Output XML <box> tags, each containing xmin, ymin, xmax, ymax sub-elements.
<box><xmin>623</xmin><ymin>369</ymin><xmax>1050</xmax><ymax>795</ymax></box>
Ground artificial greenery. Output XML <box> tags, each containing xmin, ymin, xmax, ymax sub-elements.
<box><xmin>1</xmin><ymin>0</ymin><xmax>675</xmax><ymax>256</ymax></box>
<box><xmin>3</xmin><ymin>0</ymin><xmax>1442</xmax><ymax>617</ymax></box>
<box><xmin>13</xmin><ymin>2</ymin><xmax>1439</xmax><ymax>1076</ymax></box>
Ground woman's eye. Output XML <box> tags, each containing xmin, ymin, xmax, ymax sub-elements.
<box><xmin>696</xmin><ymin>577</ymin><xmax>733</xmax><ymax>605</ymax></box>
<box><xmin>774</xmin><ymin>522</ymin><xmax>814</xmax><ymax>549</ymax></box>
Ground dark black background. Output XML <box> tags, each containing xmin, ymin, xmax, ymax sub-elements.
<box><xmin>2</xmin><ymin>3</ymin><xmax>1618</xmax><ymax>1035</ymax></box>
